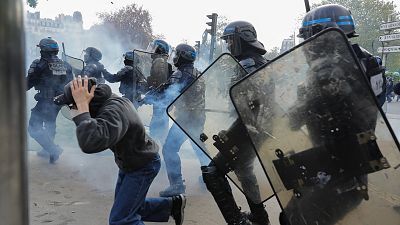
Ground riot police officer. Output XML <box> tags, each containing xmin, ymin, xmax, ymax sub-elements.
<box><xmin>159</xmin><ymin>43</ymin><xmax>210</xmax><ymax>197</ymax></box>
<box><xmin>201</xmin><ymin>21</ymin><xmax>270</xmax><ymax>225</ymax></box>
<box><xmin>281</xmin><ymin>4</ymin><xmax>386</xmax><ymax>225</ymax></box>
<box><xmin>27</xmin><ymin>37</ymin><xmax>73</xmax><ymax>163</ymax></box>
<box><xmin>82</xmin><ymin>47</ymin><xmax>106</xmax><ymax>84</ymax></box>
<box><xmin>146</xmin><ymin>39</ymin><xmax>173</xmax><ymax>144</ymax></box>
<box><xmin>103</xmin><ymin>51</ymin><xmax>147</xmax><ymax>108</ymax></box>
<box><xmin>298</xmin><ymin>4</ymin><xmax>386</xmax><ymax>107</ymax></box>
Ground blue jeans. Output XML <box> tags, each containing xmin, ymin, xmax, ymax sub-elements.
<box><xmin>149</xmin><ymin>105</ymin><xmax>169</xmax><ymax>144</ymax></box>
<box><xmin>162</xmin><ymin>123</ymin><xmax>210</xmax><ymax>185</ymax></box>
<box><xmin>109</xmin><ymin>155</ymin><xmax>172</xmax><ymax>225</ymax></box>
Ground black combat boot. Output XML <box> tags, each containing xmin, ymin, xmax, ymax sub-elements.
<box><xmin>246</xmin><ymin>197</ymin><xmax>270</xmax><ymax>225</ymax></box>
<box><xmin>202</xmin><ymin>166</ymin><xmax>252</xmax><ymax>225</ymax></box>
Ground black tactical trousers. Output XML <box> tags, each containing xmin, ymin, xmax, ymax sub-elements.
<box><xmin>28</xmin><ymin>99</ymin><xmax>61</xmax><ymax>155</ymax></box>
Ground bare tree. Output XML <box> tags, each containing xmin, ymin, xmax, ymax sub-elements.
<box><xmin>98</xmin><ymin>4</ymin><xmax>155</xmax><ymax>48</ymax></box>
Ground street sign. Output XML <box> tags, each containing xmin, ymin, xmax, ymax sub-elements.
<box><xmin>380</xmin><ymin>21</ymin><xmax>400</xmax><ymax>30</ymax></box>
<box><xmin>379</xmin><ymin>33</ymin><xmax>400</xmax><ymax>41</ymax></box>
<box><xmin>377</xmin><ymin>46</ymin><xmax>400</xmax><ymax>53</ymax></box>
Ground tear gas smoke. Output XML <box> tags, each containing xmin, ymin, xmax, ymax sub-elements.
<box><xmin>25</xmin><ymin>11</ymin><xmax>210</xmax><ymax>193</ymax></box>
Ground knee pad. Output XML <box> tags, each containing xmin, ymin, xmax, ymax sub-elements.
<box><xmin>201</xmin><ymin>165</ymin><xmax>230</xmax><ymax>192</ymax></box>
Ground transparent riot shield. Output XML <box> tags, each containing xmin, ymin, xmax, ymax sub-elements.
<box><xmin>167</xmin><ymin>53</ymin><xmax>274</xmax><ymax>204</ymax></box>
<box><xmin>230</xmin><ymin>28</ymin><xmax>400</xmax><ymax>225</ymax></box>
<box><xmin>133</xmin><ymin>49</ymin><xmax>169</xmax><ymax>89</ymax></box>
<box><xmin>63</xmin><ymin>54</ymin><xmax>84</xmax><ymax>75</ymax></box>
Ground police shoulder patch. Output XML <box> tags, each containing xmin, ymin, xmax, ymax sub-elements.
<box><xmin>48</xmin><ymin>61</ymin><xmax>67</xmax><ymax>76</ymax></box>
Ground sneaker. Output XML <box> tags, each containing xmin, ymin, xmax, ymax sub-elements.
<box><xmin>49</xmin><ymin>146</ymin><xmax>63</xmax><ymax>164</ymax></box>
<box><xmin>159</xmin><ymin>184</ymin><xmax>186</xmax><ymax>197</ymax></box>
<box><xmin>171</xmin><ymin>194</ymin><xmax>186</xmax><ymax>225</ymax></box>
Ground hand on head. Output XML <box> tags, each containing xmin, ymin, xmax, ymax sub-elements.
<box><xmin>71</xmin><ymin>75</ymin><xmax>96</xmax><ymax>114</ymax></box>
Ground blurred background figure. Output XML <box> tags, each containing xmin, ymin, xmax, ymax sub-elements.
<box><xmin>82</xmin><ymin>47</ymin><xmax>106</xmax><ymax>84</ymax></box>
<box><xmin>26</xmin><ymin>37</ymin><xmax>73</xmax><ymax>163</ymax></box>
<box><xmin>159</xmin><ymin>43</ymin><xmax>210</xmax><ymax>197</ymax></box>
<box><xmin>103</xmin><ymin>51</ymin><xmax>147</xmax><ymax>108</ymax></box>
<box><xmin>146</xmin><ymin>39</ymin><xmax>173</xmax><ymax>145</ymax></box>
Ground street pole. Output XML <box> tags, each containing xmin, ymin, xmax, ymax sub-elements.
<box><xmin>209</xmin><ymin>32</ymin><xmax>217</xmax><ymax>63</ymax></box>
<box><xmin>206</xmin><ymin>13</ymin><xmax>218</xmax><ymax>64</ymax></box>
<box><xmin>0</xmin><ymin>0</ymin><xmax>28</xmax><ymax>224</ymax></box>
<box><xmin>382</xmin><ymin>14</ymin><xmax>395</xmax><ymax>67</ymax></box>
<box><xmin>304</xmin><ymin>0</ymin><xmax>311</xmax><ymax>12</ymax></box>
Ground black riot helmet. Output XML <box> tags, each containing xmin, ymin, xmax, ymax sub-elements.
<box><xmin>123</xmin><ymin>51</ymin><xmax>142</xmax><ymax>67</ymax></box>
<box><xmin>84</xmin><ymin>47</ymin><xmax>102</xmax><ymax>63</ymax></box>
<box><xmin>123</xmin><ymin>51</ymin><xmax>134</xmax><ymax>66</ymax></box>
<box><xmin>173</xmin><ymin>44</ymin><xmax>196</xmax><ymax>67</ymax></box>
<box><xmin>37</xmin><ymin>37</ymin><xmax>59</xmax><ymax>55</ymax></box>
<box><xmin>147</xmin><ymin>39</ymin><xmax>170</xmax><ymax>55</ymax></box>
<box><xmin>220</xmin><ymin>21</ymin><xmax>266</xmax><ymax>57</ymax></box>
<box><xmin>298</xmin><ymin>4</ymin><xmax>358</xmax><ymax>40</ymax></box>
<box><xmin>124</xmin><ymin>51</ymin><xmax>134</xmax><ymax>62</ymax></box>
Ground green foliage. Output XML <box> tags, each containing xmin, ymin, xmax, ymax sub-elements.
<box><xmin>385</xmin><ymin>71</ymin><xmax>400</xmax><ymax>82</ymax></box>
<box><xmin>315</xmin><ymin>1</ymin><xmax>399</xmax><ymax>70</ymax></box>
<box><xmin>98</xmin><ymin>4</ymin><xmax>154</xmax><ymax>48</ymax></box>
<box><xmin>27</xmin><ymin>0</ymin><xmax>38</xmax><ymax>8</ymax></box>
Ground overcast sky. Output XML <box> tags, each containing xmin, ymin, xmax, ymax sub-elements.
<box><xmin>25</xmin><ymin>0</ymin><xmax>400</xmax><ymax>50</ymax></box>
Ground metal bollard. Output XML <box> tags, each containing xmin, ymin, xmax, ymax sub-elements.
<box><xmin>0</xmin><ymin>0</ymin><xmax>29</xmax><ymax>224</ymax></box>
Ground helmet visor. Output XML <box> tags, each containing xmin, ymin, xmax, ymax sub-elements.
<box><xmin>83</xmin><ymin>51</ymin><xmax>90</xmax><ymax>62</ymax></box>
<box><xmin>146</xmin><ymin>42</ymin><xmax>157</xmax><ymax>53</ymax></box>
<box><xmin>221</xmin><ymin>34</ymin><xmax>242</xmax><ymax>57</ymax></box>
<box><xmin>146</xmin><ymin>41</ymin><xmax>171</xmax><ymax>55</ymax></box>
<box><xmin>172</xmin><ymin>52</ymin><xmax>180</xmax><ymax>65</ymax></box>
<box><xmin>298</xmin><ymin>22</ymin><xmax>341</xmax><ymax>39</ymax></box>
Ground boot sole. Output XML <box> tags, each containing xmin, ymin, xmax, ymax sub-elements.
<box><xmin>178</xmin><ymin>194</ymin><xmax>186</xmax><ymax>225</ymax></box>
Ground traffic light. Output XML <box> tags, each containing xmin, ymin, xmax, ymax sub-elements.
<box><xmin>206</xmin><ymin>13</ymin><xmax>218</xmax><ymax>63</ymax></box>
<box><xmin>206</xmin><ymin>13</ymin><xmax>218</xmax><ymax>36</ymax></box>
